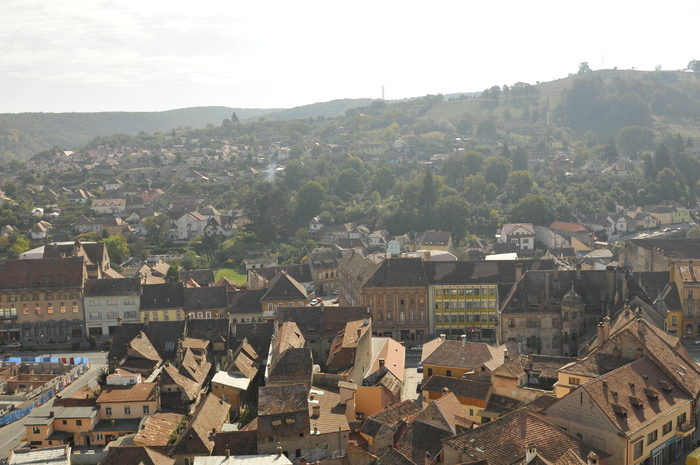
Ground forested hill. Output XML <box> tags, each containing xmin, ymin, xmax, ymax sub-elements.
<box><xmin>0</xmin><ymin>98</ymin><xmax>386</xmax><ymax>163</ymax></box>
<box><xmin>0</xmin><ymin>106</ymin><xmax>276</xmax><ymax>162</ymax></box>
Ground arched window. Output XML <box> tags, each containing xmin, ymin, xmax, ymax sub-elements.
<box><xmin>400</xmin><ymin>311</ymin><xmax>405</xmax><ymax>322</ymax></box>
<box><xmin>563</xmin><ymin>311</ymin><xmax>569</xmax><ymax>320</ymax></box>
<box><xmin>387</xmin><ymin>312</ymin><xmax>392</xmax><ymax>321</ymax></box>
<box><xmin>35</xmin><ymin>304</ymin><xmax>41</xmax><ymax>315</ymax></box>
<box><xmin>687</xmin><ymin>324</ymin><xmax>694</xmax><ymax>335</ymax></box>
<box><xmin>47</xmin><ymin>303</ymin><xmax>54</xmax><ymax>314</ymax></box>
<box><xmin>72</xmin><ymin>302</ymin><xmax>78</xmax><ymax>313</ymax></box>
<box><xmin>410</xmin><ymin>311</ymin><xmax>415</xmax><ymax>322</ymax></box>
<box><xmin>377</xmin><ymin>312</ymin><xmax>383</xmax><ymax>321</ymax></box>
<box><xmin>60</xmin><ymin>302</ymin><xmax>66</xmax><ymax>314</ymax></box>
<box><xmin>572</xmin><ymin>312</ymin><xmax>577</xmax><ymax>319</ymax></box>
<box><xmin>420</xmin><ymin>311</ymin><xmax>425</xmax><ymax>322</ymax></box>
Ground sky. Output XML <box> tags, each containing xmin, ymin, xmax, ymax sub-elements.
<box><xmin>2</xmin><ymin>0</ymin><xmax>700</xmax><ymax>114</ymax></box>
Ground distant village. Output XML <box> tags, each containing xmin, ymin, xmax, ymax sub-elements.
<box><xmin>2</xmin><ymin>137</ymin><xmax>700</xmax><ymax>465</ymax></box>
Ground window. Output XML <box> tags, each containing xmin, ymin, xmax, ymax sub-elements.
<box><xmin>205</xmin><ymin>311</ymin><xmax>211</xmax><ymax>319</ymax></box>
<box><xmin>377</xmin><ymin>312</ymin><xmax>382</xmax><ymax>321</ymax></box>
<box><xmin>8</xmin><ymin>294</ymin><xmax>16</xmax><ymax>302</ymax></box>
<box><xmin>569</xmin><ymin>377</ymin><xmax>580</xmax><ymax>385</ymax></box>
<box><xmin>688</xmin><ymin>306</ymin><xmax>694</xmax><ymax>316</ymax></box>
<box><xmin>124</xmin><ymin>406</ymin><xmax>131</xmax><ymax>415</ymax></box>
<box><xmin>143</xmin><ymin>406</ymin><xmax>150</xmax><ymax>414</ymax></box>
<box><xmin>410</xmin><ymin>311</ymin><xmax>415</xmax><ymax>321</ymax></box>
<box><xmin>672</xmin><ymin>315</ymin><xmax>678</xmax><ymax>325</ymax></box>
<box><xmin>278</xmin><ymin>302</ymin><xmax>283</xmax><ymax>307</ymax></box>
<box><xmin>647</xmin><ymin>430</ymin><xmax>658</xmax><ymax>444</ymax></box>
<box><xmin>21</xmin><ymin>293</ymin><xmax>29</xmax><ymax>301</ymax></box>
<box><xmin>427</xmin><ymin>368</ymin><xmax>433</xmax><ymax>377</ymax></box>
<box><xmin>323</xmin><ymin>443</ymin><xmax>329</xmax><ymax>450</ymax></box>
<box><xmin>105</xmin><ymin>407</ymin><xmax>112</xmax><ymax>415</ymax></box>
<box><xmin>267</xmin><ymin>303</ymin><xmax>273</xmax><ymax>311</ymax></box>
<box><xmin>76</xmin><ymin>420</ymin><xmax>82</xmax><ymax>426</ymax></box>
<box><xmin>663</xmin><ymin>421</ymin><xmax>672</xmax><ymax>435</ymax></box>
<box><xmin>59</xmin><ymin>292</ymin><xmax>66</xmax><ymax>300</ymax></box>
<box><xmin>89</xmin><ymin>299</ymin><xmax>100</xmax><ymax>306</ymax></box>
<box><xmin>400</xmin><ymin>311</ymin><xmax>405</xmax><ymax>322</ymax></box>
<box><xmin>689</xmin><ymin>290</ymin><xmax>694</xmax><ymax>300</ymax></box>
<box><xmin>45</xmin><ymin>292</ymin><xmax>53</xmax><ymax>300</ymax></box>
<box><xmin>153</xmin><ymin>312</ymin><xmax>159</xmax><ymax>321</ymax></box>
<box><xmin>106</xmin><ymin>312</ymin><xmax>118</xmax><ymax>318</ymax></box>
<box><xmin>123</xmin><ymin>299</ymin><xmax>135</xmax><ymax>305</ymax></box>
<box><xmin>197</xmin><ymin>312</ymin><xmax>203</xmax><ymax>319</ymax></box>
<box><xmin>387</xmin><ymin>312</ymin><xmax>392</xmax><ymax>321</ymax></box>
<box><xmin>678</xmin><ymin>412</ymin><xmax>687</xmax><ymax>427</ymax></box>
<box><xmin>420</xmin><ymin>311</ymin><xmax>425</xmax><ymax>321</ymax></box>
<box><xmin>164</xmin><ymin>311</ymin><xmax>169</xmax><ymax>320</ymax></box>
<box><xmin>106</xmin><ymin>298</ymin><xmax>117</xmax><ymax>306</ymax></box>
<box><xmin>96</xmin><ymin>433</ymin><xmax>103</xmax><ymax>441</ymax></box>
<box><xmin>60</xmin><ymin>303</ymin><xmax>66</xmax><ymax>313</ymax></box>
<box><xmin>72</xmin><ymin>302</ymin><xmax>78</xmax><ymax>313</ymax></box>
<box><xmin>633</xmin><ymin>440</ymin><xmax>643</xmax><ymax>459</ymax></box>
<box><xmin>446</xmin><ymin>370</ymin><xmax>452</xmax><ymax>377</ymax></box>
<box><xmin>469</xmin><ymin>409</ymin><xmax>474</xmax><ymax>416</ymax></box>
<box><xmin>90</xmin><ymin>312</ymin><xmax>101</xmax><ymax>320</ymax></box>
<box><xmin>22</xmin><ymin>305</ymin><xmax>28</xmax><ymax>315</ymax></box>
<box><xmin>71</xmin><ymin>292</ymin><xmax>79</xmax><ymax>299</ymax></box>
<box><xmin>32</xmin><ymin>426</ymin><xmax>40</xmax><ymax>434</ymax></box>
<box><xmin>176</xmin><ymin>310</ymin><xmax>182</xmax><ymax>319</ymax></box>
<box><xmin>33</xmin><ymin>293</ymin><xmax>40</xmax><ymax>301</ymax></box>
<box><xmin>47</xmin><ymin>304</ymin><xmax>53</xmax><ymax>314</ymax></box>
<box><xmin>62</xmin><ymin>420</ymin><xmax>67</xmax><ymax>425</ymax></box>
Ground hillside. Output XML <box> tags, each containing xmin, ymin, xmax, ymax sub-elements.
<box><xmin>420</xmin><ymin>69</ymin><xmax>700</xmax><ymax>140</ymax></box>
<box><xmin>0</xmin><ymin>106</ymin><xmax>278</xmax><ymax>161</ymax></box>
<box><xmin>254</xmin><ymin>98</ymin><xmax>377</xmax><ymax>121</ymax></box>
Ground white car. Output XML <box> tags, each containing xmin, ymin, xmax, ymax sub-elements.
<box><xmin>6</xmin><ymin>342</ymin><xmax>22</xmax><ymax>349</ymax></box>
<box><xmin>309</xmin><ymin>299</ymin><xmax>319</xmax><ymax>306</ymax></box>
<box><xmin>410</xmin><ymin>344</ymin><xmax>423</xmax><ymax>351</ymax></box>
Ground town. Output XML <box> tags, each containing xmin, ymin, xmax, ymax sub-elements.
<box><xmin>0</xmin><ymin>129</ymin><xmax>699</xmax><ymax>465</ymax></box>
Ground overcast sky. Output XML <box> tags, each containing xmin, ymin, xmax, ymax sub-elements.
<box><xmin>2</xmin><ymin>0</ymin><xmax>699</xmax><ymax>113</ymax></box>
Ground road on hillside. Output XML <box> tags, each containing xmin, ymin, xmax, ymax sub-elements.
<box><xmin>0</xmin><ymin>352</ymin><xmax>107</xmax><ymax>460</ymax></box>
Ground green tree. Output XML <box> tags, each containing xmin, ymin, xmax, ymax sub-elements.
<box><xmin>484</xmin><ymin>157</ymin><xmax>512</xmax><ymax>189</ymax></box>
<box><xmin>143</xmin><ymin>214</ymin><xmax>171</xmax><ymax>245</ymax></box>
<box><xmin>370</xmin><ymin>167</ymin><xmax>396</xmax><ymax>196</ymax></box>
<box><xmin>618</xmin><ymin>126</ymin><xmax>654</xmax><ymax>159</ymax></box>
<box><xmin>103</xmin><ymin>235</ymin><xmax>129</xmax><ymax>265</ymax></box>
<box><xmin>511</xmin><ymin>146</ymin><xmax>529</xmax><ymax>171</ymax></box>
<box><xmin>231</xmin><ymin>112</ymin><xmax>239</xmax><ymax>124</ymax></box>
<box><xmin>510</xmin><ymin>195</ymin><xmax>556</xmax><ymax>225</ymax></box>
<box><xmin>578</xmin><ymin>62</ymin><xmax>591</xmax><ymax>74</ymax></box>
<box><xmin>3</xmin><ymin>181</ymin><xmax>17</xmax><ymax>198</ymax></box>
<box><xmin>687</xmin><ymin>59</ymin><xmax>700</xmax><ymax>76</ymax></box>
<box><xmin>7</xmin><ymin>235</ymin><xmax>29</xmax><ymax>259</ymax></box>
<box><xmin>654</xmin><ymin>142</ymin><xmax>674</xmax><ymax>172</ymax></box>
<box><xmin>419</xmin><ymin>166</ymin><xmax>441</xmax><ymax>220</ymax></box>
<box><xmin>295</xmin><ymin>181</ymin><xmax>327</xmax><ymax>220</ymax></box>
<box><xmin>504</xmin><ymin>170</ymin><xmax>534</xmax><ymax>202</ymax></box>
<box><xmin>335</xmin><ymin>169</ymin><xmax>364</xmax><ymax>200</ymax></box>
<box><xmin>642</xmin><ymin>152</ymin><xmax>657</xmax><ymax>180</ymax></box>
<box><xmin>181</xmin><ymin>250</ymin><xmax>200</xmax><ymax>271</ymax></box>
<box><xmin>477</xmin><ymin>120</ymin><xmax>497</xmax><ymax>140</ymax></box>
<box><xmin>166</xmin><ymin>263</ymin><xmax>180</xmax><ymax>282</ymax></box>
<box><xmin>603</xmin><ymin>136</ymin><xmax>618</xmax><ymax>162</ymax></box>
<box><xmin>432</xmin><ymin>196</ymin><xmax>471</xmax><ymax>242</ymax></box>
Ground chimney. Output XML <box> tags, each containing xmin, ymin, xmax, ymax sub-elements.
<box><xmin>597</xmin><ymin>322</ymin><xmax>605</xmax><ymax>343</ymax></box>
<box><xmin>439</xmin><ymin>334</ymin><xmax>446</xmax><ymax>343</ymax></box>
<box><xmin>553</xmin><ymin>264</ymin><xmax>559</xmax><ymax>279</ymax></box>
<box><xmin>111</xmin><ymin>420</ymin><xmax>115</xmax><ymax>427</ymax></box>
<box><xmin>312</xmin><ymin>404</ymin><xmax>321</xmax><ymax>417</ymax></box>
<box><xmin>526</xmin><ymin>444</ymin><xmax>537</xmax><ymax>463</ymax></box>
<box><xmin>357</xmin><ymin>328</ymin><xmax>362</xmax><ymax>339</ymax></box>
<box><xmin>460</xmin><ymin>334</ymin><xmax>466</xmax><ymax>347</ymax></box>
<box><xmin>117</xmin><ymin>316</ymin><xmax>122</xmax><ymax>327</ymax></box>
<box><xmin>299</xmin><ymin>458</ymin><xmax>307</xmax><ymax>465</ymax></box>
<box><xmin>442</xmin><ymin>387</ymin><xmax>450</xmax><ymax>397</ymax></box>
<box><xmin>606</xmin><ymin>266</ymin><xmax>615</xmax><ymax>304</ymax></box>
<box><xmin>277</xmin><ymin>445</ymin><xmax>282</xmax><ymax>456</ymax></box>
<box><xmin>504</xmin><ymin>349</ymin><xmax>509</xmax><ymax>359</ymax></box>
<box><xmin>515</xmin><ymin>263</ymin><xmax>523</xmax><ymax>283</ymax></box>
<box><xmin>49</xmin><ymin>411</ymin><xmax>54</xmax><ymax>418</ymax></box>
<box><xmin>378</xmin><ymin>358</ymin><xmax>385</xmax><ymax>368</ymax></box>
<box><xmin>576</xmin><ymin>263</ymin><xmax>581</xmax><ymax>278</ymax></box>
<box><xmin>425</xmin><ymin>451</ymin><xmax>431</xmax><ymax>465</ymax></box>
<box><xmin>545</xmin><ymin>273</ymin><xmax>550</xmax><ymax>302</ymax></box>
<box><xmin>587</xmin><ymin>451</ymin><xmax>599</xmax><ymax>465</ymax></box>
<box><xmin>602</xmin><ymin>316</ymin><xmax>610</xmax><ymax>341</ymax></box>
<box><xmin>225</xmin><ymin>449</ymin><xmax>230</xmax><ymax>459</ymax></box>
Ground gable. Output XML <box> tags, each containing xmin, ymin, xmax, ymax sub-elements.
<box><xmin>544</xmin><ymin>387</ymin><xmax>618</xmax><ymax>434</ymax></box>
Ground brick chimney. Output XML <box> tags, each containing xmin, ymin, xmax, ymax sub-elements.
<box><xmin>587</xmin><ymin>451</ymin><xmax>599</xmax><ymax>465</ymax></box>
<box><xmin>460</xmin><ymin>334</ymin><xmax>466</xmax><ymax>347</ymax></box>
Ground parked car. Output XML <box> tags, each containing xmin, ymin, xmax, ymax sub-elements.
<box><xmin>332</xmin><ymin>298</ymin><xmax>339</xmax><ymax>304</ymax></box>
<box><xmin>410</xmin><ymin>344</ymin><xmax>423</xmax><ymax>352</ymax></box>
<box><xmin>416</xmin><ymin>380</ymin><xmax>423</xmax><ymax>393</ymax></box>
<box><xmin>309</xmin><ymin>298</ymin><xmax>319</xmax><ymax>306</ymax></box>
<box><xmin>6</xmin><ymin>342</ymin><xmax>21</xmax><ymax>349</ymax></box>
<box><xmin>417</xmin><ymin>361</ymin><xmax>423</xmax><ymax>373</ymax></box>
<box><xmin>694</xmin><ymin>340</ymin><xmax>700</xmax><ymax>345</ymax></box>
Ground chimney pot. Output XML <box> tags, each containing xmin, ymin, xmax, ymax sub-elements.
<box><xmin>460</xmin><ymin>334</ymin><xmax>466</xmax><ymax>347</ymax></box>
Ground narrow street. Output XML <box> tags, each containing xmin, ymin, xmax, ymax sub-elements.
<box><xmin>0</xmin><ymin>351</ymin><xmax>107</xmax><ymax>460</ymax></box>
<box><xmin>401</xmin><ymin>351</ymin><xmax>422</xmax><ymax>406</ymax></box>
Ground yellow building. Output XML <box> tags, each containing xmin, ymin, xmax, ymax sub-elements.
<box><xmin>25</xmin><ymin>406</ymin><xmax>99</xmax><ymax>448</ymax></box>
<box><xmin>431</xmin><ymin>284</ymin><xmax>498</xmax><ymax>341</ymax></box>
<box><xmin>421</xmin><ymin>335</ymin><xmax>505</xmax><ymax>381</ymax></box>
<box><xmin>139</xmin><ymin>282</ymin><xmax>185</xmax><ymax>323</ymax></box>
<box><xmin>671</xmin><ymin>260</ymin><xmax>700</xmax><ymax>337</ymax></box>
<box><xmin>544</xmin><ymin>358</ymin><xmax>695</xmax><ymax>465</ymax></box>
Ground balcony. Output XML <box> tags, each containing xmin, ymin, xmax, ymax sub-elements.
<box><xmin>0</xmin><ymin>314</ymin><xmax>17</xmax><ymax>320</ymax></box>
<box><xmin>677</xmin><ymin>422</ymin><xmax>694</xmax><ymax>434</ymax></box>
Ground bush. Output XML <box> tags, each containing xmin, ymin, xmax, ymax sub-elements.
<box><xmin>89</xmin><ymin>337</ymin><xmax>96</xmax><ymax>350</ymax></box>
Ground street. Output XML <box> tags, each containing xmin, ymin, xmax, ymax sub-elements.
<box><xmin>0</xmin><ymin>351</ymin><xmax>107</xmax><ymax>460</ymax></box>
<box><xmin>401</xmin><ymin>351</ymin><xmax>423</xmax><ymax>405</ymax></box>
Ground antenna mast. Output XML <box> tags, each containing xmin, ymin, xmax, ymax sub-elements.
<box><xmin>382</xmin><ymin>85</ymin><xmax>385</xmax><ymax>101</ymax></box>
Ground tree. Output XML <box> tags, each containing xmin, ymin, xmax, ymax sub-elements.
<box><xmin>510</xmin><ymin>195</ymin><xmax>556</xmax><ymax>225</ymax></box>
<box><xmin>433</xmin><ymin>196</ymin><xmax>471</xmax><ymax>242</ymax></box>
<box><xmin>578</xmin><ymin>62</ymin><xmax>591</xmax><ymax>75</ymax></box>
<box><xmin>603</xmin><ymin>136</ymin><xmax>618</xmax><ymax>162</ymax></box>
<box><xmin>295</xmin><ymin>181</ymin><xmax>327</xmax><ymax>220</ymax></box>
<box><xmin>464</xmin><ymin>151</ymin><xmax>485</xmax><ymax>175</ymax></box>
<box><xmin>504</xmin><ymin>170</ymin><xmax>534</xmax><ymax>202</ymax></box>
<box><xmin>511</xmin><ymin>146</ymin><xmax>529</xmax><ymax>171</ymax></box>
<box><xmin>370</xmin><ymin>167</ymin><xmax>396</xmax><ymax>197</ymax></box>
<box><xmin>477</xmin><ymin>120</ymin><xmax>497</xmax><ymax>140</ymax></box>
<box><xmin>654</xmin><ymin>142</ymin><xmax>674</xmax><ymax>172</ymax></box>
<box><xmin>3</xmin><ymin>181</ymin><xmax>17</xmax><ymax>198</ymax></box>
<box><xmin>181</xmin><ymin>251</ymin><xmax>200</xmax><ymax>271</ymax></box>
<box><xmin>166</xmin><ymin>263</ymin><xmax>180</xmax><ymax>282</ymax></box>
<box><xmin>484</xmin><ymin>157</ymin><xmax>512</xmax><ymax>189</ymax></box>
<box><xmin>687</xmin><ymin>59</ymin><xmax>700</xmax><ymax>76</ymax></box>
<box><xmin>419</xmin><ymin>166</ymin><xmax>441</xmax><ymax>220</ymax></box>
<box><xmin>103</xmin><ymin>235</ymin><xmax>129</xmax><ymax>265</ymax></box>
<box><xmin>642</xmin><ymin>152</ymin><xmax>657</xmax><ymax>180</ymax></box>
<box><xmin>231</xmin><ymin>112</ymin><xmax>239</xmax><ymax>124</ymax></box>
<box><xmin>144</xmin><ymin>214</ymin><xmax>171</xmax><ymax>245</ymax></box>
<box><xmin>335</xmin><ymin>169</ymin><xmax>364</xmax><ymax>200</ymax></box>
<box><xmin>618</xmin><ymin>126</ymin><xmax>654</xmax><ymax>159</ymax></box>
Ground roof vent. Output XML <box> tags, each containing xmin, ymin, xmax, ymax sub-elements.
<box><xmin>611</xmin><ymin>404</ymin><xmax>627</xmax><ymax>417</ymax></box>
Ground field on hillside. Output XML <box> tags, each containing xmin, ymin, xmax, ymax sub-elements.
<box><xmin>215</xmin><ymin>268</ymin><xmax>247</xmax><ymax>286</ymax></box>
